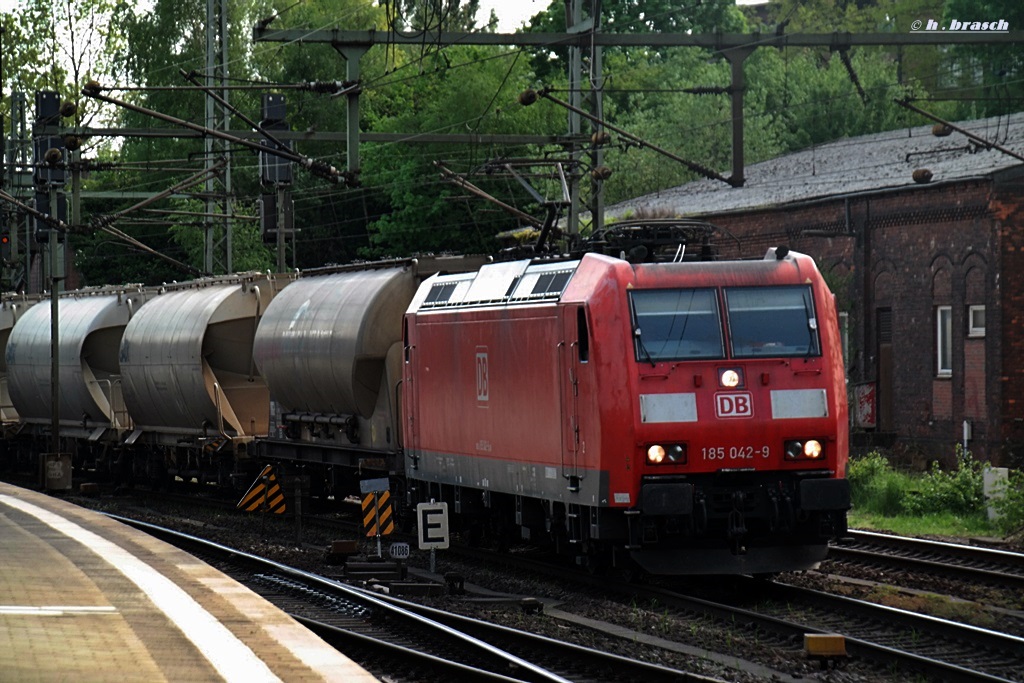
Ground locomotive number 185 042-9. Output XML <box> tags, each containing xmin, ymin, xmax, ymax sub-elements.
<box><xmin>700</xmin><ymin>445</ymin><xmax>771</xmax><ymax>460</ymax></box>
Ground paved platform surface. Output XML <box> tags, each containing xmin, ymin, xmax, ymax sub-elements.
<box><xmin>0</xmin><ymin>482</ymin><xmax>378</xmax><ymax>682</ymax></box>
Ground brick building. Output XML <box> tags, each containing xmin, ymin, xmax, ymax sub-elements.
<box><xmin>607</xmin><ymin>113</ymin><xmax>1024</xmax><ymax>467</ymax></box>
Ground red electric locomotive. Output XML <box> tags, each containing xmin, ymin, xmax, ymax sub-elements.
<box><xmin>403</xmin><ymin>243</ymin><xmax>849</xmax><ymax>575</ymax></box>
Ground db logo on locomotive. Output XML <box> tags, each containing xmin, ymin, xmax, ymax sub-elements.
<box><xmin>475</xmin><ymin>347</ymin><xmax>489</xmax><ymax>403</ymax></box>
<box><xmin>715</xmin><ymin>392</ymin><xmax>753</xmax><ymax>418</ymax></box>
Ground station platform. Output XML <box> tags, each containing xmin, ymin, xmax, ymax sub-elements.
<box><xmin>0</xmin><ymin>481</ymin><xmax>378</xmax><ymax>682</ymax></box>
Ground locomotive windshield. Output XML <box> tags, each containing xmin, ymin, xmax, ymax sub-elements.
<box><xmin>630</xmin><ymin>289</ymin><xmax>725</xmax><ymax>361</ymax></box>
<box><xmin>630</xmin><ymin>285</ymin><xmax>822</xmax><ymax>362</ymax></box>
<box><xmin>725</xmin><ymin>285</ymin><xmax>821</xmax><ymax>358</ymax></box>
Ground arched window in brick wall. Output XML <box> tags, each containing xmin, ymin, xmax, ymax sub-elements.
<box><xmin>933</xmin><ymin>268</ymin><xmax>953</xmax><ymax>377</ymax></box>
<box><xmin>872</xmin><ymin>269</ymin><xmax>894</xmax><ymax>432</ymax></box>
<box><xmin>964</xmin><ymin>266</ymin><xmax>986</xmax><ymax>420</ymax></box>
<box><xmin>965</xmin><ymin>266</ymin><xmax>986</xmax><ymax>338</ymax></box>
<box><xmin>932</xmin><ymin>267</ymin><xmax>953</xmax><ymax>420</ymax></box>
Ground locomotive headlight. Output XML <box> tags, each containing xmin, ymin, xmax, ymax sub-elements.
<box><xmin>646</xmin><ymin>443</ymin><xmax>686</xmax><ymax>465</ymax></box>
<box><xmin>784</xmin><ymin>439</ymin><xmax>825</xmax><ymax>461</ymax></box>
<box><xmin>719</xmin><ymin>368</ymin><xmax>743</xmax><ymax>388</ymax></box>
<box><xmin>666</xmin><ymin>444</ymin><xmax>686</xmax><ymax>462</ymax></box>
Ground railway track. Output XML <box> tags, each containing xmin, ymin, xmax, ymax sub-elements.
<box><xmin>443</xmin><ymin>542</ymin><xmax>1024</xmax><ymax>682</ymax></box>
<box><xmin>748</xmin><ymin>579</ymin><xmax>1024</xmax><ymax>682</ymax></box>
<box><xmin>111</xmin><ymin>514</ymin><xmax>715</xmax><ymax>683</ymax></box>
<box><xmin>36</xmin><ymin>482</ymin><xmax>1024</xmax><ymax>681</ymax></box>
<box><xmin>827</xmin><ymin>529</ymin><xmax>1024</xmax><ymax>590</ymax></box>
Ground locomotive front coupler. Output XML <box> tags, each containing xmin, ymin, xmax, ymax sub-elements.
<box><xmin>727</xmin><ymin>491</ymin><xmax>749</xmax><ymax>555</ymax></box>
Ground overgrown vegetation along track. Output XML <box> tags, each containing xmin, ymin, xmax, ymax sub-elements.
<box><xmin>112</xmin><ymin>515</ymin><xmax>712</xmax><ymax>683</ymax></box>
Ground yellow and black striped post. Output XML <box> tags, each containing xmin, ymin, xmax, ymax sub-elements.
<box><xmin>359</xmin><ymin>477</ymin><xmax>392</xmax><ymax>557</ymax></box>
<box><xmin>237</xmin><ymin>465</ymin><xmax>286</xmax><ymax>514</ymax></box>
<box><xmin>361</xmin><ymin>488</ymin><xmax>394</xmax><ymax>557</ymax></box>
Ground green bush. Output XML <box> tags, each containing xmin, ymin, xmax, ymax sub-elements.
<box><xmin>847</xmin><ymin>451</ymin><xmax>908</xmax><ymax>516</ymax></box>
<box><xmin>847</xmin><ymin>448</ymin><xmax>1024</xmax><ymax>538</ymax></box>
<box><xmin>903</xmin><ymin>446</ymin><xmax>985</xmax><ymax>517</ymax></box>
<box><xmin>847</xmin><ymin>450</ymin><xmax>890</xmax><ymax>489</ymax></box>
<box><xmin>992</xmin><ymin>469</ymin><xmax>1024</xmax><ymax>535</ymax></box>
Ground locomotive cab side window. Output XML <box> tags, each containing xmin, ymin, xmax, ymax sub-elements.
<box><xmin>403</xmin><ymin>318</ymin><xmax>411</xmax><ymax>362</ymax></box>
<box><xmin>726</xmin><ymin>286</ymin><xmax>821</xmax><ymax>358</ymax></box>
<box><xmin>629</xmin><ymin>289</ymin><xmax>724</xmax><ymax>361</ymax></box>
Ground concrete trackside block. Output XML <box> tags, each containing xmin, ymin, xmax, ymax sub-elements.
<box><xmin>805</xmin><ymin>633</ymin><xmax>847</xmax><ymax>656</ymax></box>
<box><xmin>324</xmin><ymin>539</ymin><xmax>361</xmax><ymax>564</ymax></box>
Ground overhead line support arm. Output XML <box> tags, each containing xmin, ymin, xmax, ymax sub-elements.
<box><xmin>81</xmin><ymin>81</ymin><xmax>356</xmax><ymax>186</ymax></box>
<box><xmin>521</xmin><ymin>87</ymin><xmax>738</xmax><ymax>187</ymax></box>
<box><xmin>895</xmin><ymin>99</ymin><xmax>1024</xmax><ymax>164</ymax></box>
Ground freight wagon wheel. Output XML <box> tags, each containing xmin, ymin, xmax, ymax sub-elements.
<box><xmin>391</xmin><ymin>480</ymin><xmax>414</xmax><ymax>532</ymax></box>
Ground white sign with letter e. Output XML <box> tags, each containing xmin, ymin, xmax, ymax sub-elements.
<box><xmin>416</xmin><ymin>502</ymin><xmax>449</xmax><ymax>550</ymax></box>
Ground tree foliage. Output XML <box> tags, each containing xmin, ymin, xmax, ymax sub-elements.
<box><xmin>591</xmin><ymin>38</ymin><xmax>919</xmax><ymax>205</ymax></box>
<box><xmin>5</xmin><ymin>0</ymin><xmax>1017</xmax><ymax>287</ymax></box>
<box><xmin>3</xmin><ymin>0</ymin><xmax>127</xmax><ymax>111</ymax></box>
<box><xmin>942</xmin><ymin>0</ymin><xmax>1024</xmax><ymax>117</ymax></box>
<box><xmin>761</xmin><ymin>0</ymin><xmax>1021</xmax><ymax>119</ymax></box>
<box><xmin>166</xmin><ymin>198</ymin><xmax>274</xmax><ymax>273</ymax></box>
<box><xmin>527</xmin><ymin>0</ymin><xmax>746</xmax><ymax>83</ymax></box>
<box><xmin>388</xmin><ymin>0</ymin><xmax>483</xmax><ymax>31</ymax></box>
<box><xmin>358</xmin><ymin>41</ymin><xmax>564</xmax><ymax>257</ymax></box>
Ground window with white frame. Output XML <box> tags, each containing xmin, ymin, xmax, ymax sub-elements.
<box><xmin>937</xmin><ymin>305</ymin><xmax>952</xmax><ymax>376</ymax></box>
<box><xmin>968</xmin><ymin>305</ymin><xmax>985</xmax><ymax>338</ymax></box>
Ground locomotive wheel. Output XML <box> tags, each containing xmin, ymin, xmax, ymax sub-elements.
<box><xmin>581</xmin><ymin>543</ymin><xmax>608</xmax><ymax>576</ymax></box>
<box><xmin>614</xmin><ymin>559</ymin><xmax>649</xmax><ymax>584</ymax></box>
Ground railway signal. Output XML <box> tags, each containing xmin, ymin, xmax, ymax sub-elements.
<box><xmin>416</xmin><ymin>502</ymin><xmax>449</xmax><ymax>550</ymax></box>
<box><xmin>416</xmin><ymin>501</ymin><xmax>449</xmax><ymax>573</ymax></box>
